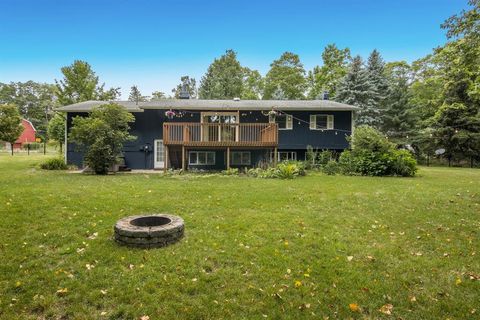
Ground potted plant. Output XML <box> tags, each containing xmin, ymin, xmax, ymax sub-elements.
<box><xmin>165</xmin><ymin>110</ymin><xmax>176</xmax><ymax>120</ymax></box>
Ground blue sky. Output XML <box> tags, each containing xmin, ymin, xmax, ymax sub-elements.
<box><xmin>0</xmin><ymin>0</ymin><xmax>468</xmax><ymax>99</ymax></box>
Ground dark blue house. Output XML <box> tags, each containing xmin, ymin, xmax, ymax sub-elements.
<box><xmin>59</xmin><ymin>99</ymin><xmax>357</xmax><ymax>170</ymax></box>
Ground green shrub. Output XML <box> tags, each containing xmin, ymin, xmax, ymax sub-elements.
<box><xmin>391</xmin><ymin>149</ymin><xmax>418</xmax><ymax>177</ymax></box>
<box><xmin>39</xmin><ymin>158</ymin><xmax>68</xmax><ymax>170</ymax></box>
<box><xmin>221</xmin><ymin>168</ymin><xmax>239</xmax><ymax>175</ymax></box>
<box><xmin>351</xmin><ymin>126</ymin><xmax>393</xmax><ymax>154</ymax></box>
<box><xmin>338</xmin><ymin>150</ymin><xmax>357</xmax><ymax>175</ymax></box>
<box><xmin>323</xmin><ymin>160</ymin><xmax>340</xmax><ymax>175</ymax></box>
<box><xmin>318</xmin><ymin>150</ymin><xmax>334</xmax><ymax>167</ymax></box>
<box><xmin>246</xmin><ymin>161</ymin><xmax>307</xmax><ymax>179</ymax></box>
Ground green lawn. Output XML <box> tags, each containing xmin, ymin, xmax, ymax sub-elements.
<box><xmin>1</xmin><ymin>155</ymin><xmax>479</xmax><ymax>320</ymax></box>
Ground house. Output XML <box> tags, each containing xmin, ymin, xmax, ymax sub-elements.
<box><xmin>4</xmin><ymin>119</ymin><xmax>37</xmax><ymax>150</ymax></box>
<box><xmin>59</xmin><ymin>99</ymin><xmax>358</xmax><ymax>170</ymax></box>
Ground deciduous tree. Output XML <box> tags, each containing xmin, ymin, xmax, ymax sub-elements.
<box><xmin>263</xmin><ymin>52</ymin><xmax>306</xmax><ymax>100</ymax></box>
<box><xmin>55</xmin><ymin>60</ymin><xmax>120</xmax><ymax>105</ymax></box>
<box><xmin>0</xmin><ymin>104</ymin><xmax>23</xmax><ymax>155</ymax></box>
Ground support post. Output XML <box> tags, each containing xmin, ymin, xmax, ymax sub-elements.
<box><xmin>164</xmin><ymin>145</ymin><xmax>168</xmax><ymax>172</ymax></box>
<box><xmin>273</xmin><ymin>147</ymin><xmax>278</xmax><ymax>166</ymax></box>
<box><xmin>182</xmin><ymin>146</ymin><xmax>186</xmax><ymax>171</ymax></box>
<box><xmin>227</xmin><ymin>147</ymin><xmax>230</xmax><ymax>169</ymax></box>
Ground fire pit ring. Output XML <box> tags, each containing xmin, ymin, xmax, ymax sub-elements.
<box><xmin>114</xmin><ymin>214</ymin><xmax>184</xmax><ymax>248</ymax></box>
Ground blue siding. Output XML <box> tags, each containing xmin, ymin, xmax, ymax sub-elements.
<box><xmin>66</xmin><ymin>109</ymin><xmax>352</xmax><ymax>169</ymax></box>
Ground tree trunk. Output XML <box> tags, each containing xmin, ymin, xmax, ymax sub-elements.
<box><xmin>10</xmin><ymin>143</ymin><xmax>14</xmax><ymax>156</ymax></box>
<box><xmin>59</xmin><ymin>142</ymin><xmax>63</xmax><ymax>154</ymax></box>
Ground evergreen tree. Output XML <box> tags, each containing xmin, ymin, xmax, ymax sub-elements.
<box><xmin>55</xmin><ymin>60</ymin><xmax>120</xmax><ymax>105</ymax></box>
<box><xmin>198</xmin><ymin>50</ymin><xmax>244</xmax><ymax>99</ymax></box>
<box><xmin>172</xmin><ymin>76</ymin><xmax>197</xmax><ymax>99</ymax></box>
<box><xmin>336</xmin><ymin>56</ymin><xmax>377</xmax><ymax>126</ymax></box>
<box><xmin>263</xmin><ymin>52</ymin><xmax>306</xmax><ymax>100</ymax></box>
<box><xmin>128</xmin><ymin>85</ymin><xmax>148</xmax><ymax>103</ymax></box>
<box><xmin>307</xmin><ymin>44</ymin><xmax>351</xmax><ymax>99</ymax></box>
<box><xmin>366</xmin><ymin>49</ymin><xmax>389</xmax><ymax>128</ymax></box>
<box><xmin>382</xmin><ymin>61</ymin><xmax>417</xmax><ymax>139</ymax></box>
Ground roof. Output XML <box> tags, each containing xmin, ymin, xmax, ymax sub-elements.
<box><xmin>22</xmin><ymin>119</ymin><xmax>36</xmax><ymax>132</ymax></box>
<box><xmin>58</xmin><ymin>99</ymin><xmax>359</xmax><ymax>112</ymax></box>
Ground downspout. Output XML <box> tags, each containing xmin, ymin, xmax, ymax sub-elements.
<box><xmin>64</xmin><ymin>113</ymin><xmax>68</xmax><ymax>163</ymax></box>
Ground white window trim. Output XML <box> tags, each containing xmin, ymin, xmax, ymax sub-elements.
<box><xmin>231</xmin><ymin>151</ymin><xmax>251</xmax><ymax>165</ymax></box>
<box><xmin>188</xmin><ymin>151</ymin><xmax>216</xmax><ymax>165</ymax></box>
<box><xmin>270</xmin><ymin>114</ymin><xmax>293</xmax><ymax>130</ymax></box>
<box><xmin>270</xmin><ymin>151</ymin><xmax>297</xmax><ymax>162</ymax></box>
<box><xmin>310</xmin><ymin>114</ymin><xmax>334</xmax><ymax>130</ymax></box>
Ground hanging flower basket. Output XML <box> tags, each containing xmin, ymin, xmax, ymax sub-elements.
<box><xmin>268</xmin><ymin>109</ymin><xmax>277</xmax><ymax>122</ymax></box>
<box><xmin>165</xmin><ymin>110</ymin><xmax>176</xmax><ymax>120</ymax></box>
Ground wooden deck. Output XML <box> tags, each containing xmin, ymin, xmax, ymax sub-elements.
<box><xmin>163</xmin><ymin>122</ymin><xmax>278</xmax><ymax>147</ymax></box>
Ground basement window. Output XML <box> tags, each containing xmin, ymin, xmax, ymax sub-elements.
<box><xmin>189</xmin><ymin>151</ymin><xmax>215</xmax><ymax>165</ymax></box>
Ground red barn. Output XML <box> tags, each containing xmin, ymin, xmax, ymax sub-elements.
<box><xmin>11</xmin><ymin>119</ymin><xmax>37</xmax><ymax>150</ymax></box>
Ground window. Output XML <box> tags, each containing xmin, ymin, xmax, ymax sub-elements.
<box><xmin>270</xmin><ymin>151</ymin><xmax>297</xmax><ymax>162</ymax></box>
<box><xmin>231</xmin><ymin>151</ymin><xmax>251</xmax><ymax>165</ymax></box>
<box><xmin>310</xmin><ymin>115</ymin><xmax>334</xmax><ymax>130</ymax></box>
<box><xmin>270</xmin><ymin>114</ymin><xmax>293</xmax><ymax>130</ymax></box>
<box><xmin>189</xmin><ymin>151</ymin><xmax>215</xmax><ymax>165</ymax></box>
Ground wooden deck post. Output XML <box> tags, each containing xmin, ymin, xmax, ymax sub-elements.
<box><xmin>226</xmin><ymin>147</ymin><xmax>230</xmax><ymax>169</ymax></box>
<box><xmin>273</xmin><ymin>147</ymin><xmax>278</xmax><ymax>166</ymax></box>
<box><xmin>182</xmin><ymin>146</ymin><xmax>186</xmax><ymax>171</ymax></box>
<box><xmin>164</xmin><ymin>145</ymin><xmax>168</xmax><ymax>173</ymax></box>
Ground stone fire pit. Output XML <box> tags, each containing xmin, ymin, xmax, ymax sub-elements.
<box><xmin>114</xmin><ymin>214</ymin><xmax>184</xmax><ymax>248</ymax></box>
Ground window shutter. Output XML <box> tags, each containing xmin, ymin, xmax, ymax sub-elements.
<box><xmin>327</xmin><ymin>115</ymin><xmax>334</xmax><ymax>129</ymax></box>
<box><xmin>286</xmin><ymin>115</ymin><xmax>293</xmax><ymax>129</ymax></box>
<box><xmin>310</xmin><ymin>115</ymin><xmax>316</xmax><ymax>130</ymax></box>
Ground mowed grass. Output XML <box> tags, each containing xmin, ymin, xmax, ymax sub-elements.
<box><xmin>0</xmin><ymin>155</ymin><xmax>479</xmax><ymax>320</ymax></box>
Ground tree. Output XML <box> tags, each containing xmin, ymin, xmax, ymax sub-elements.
<box><xmin>47</xmin><ymin>113</ymin><xmax>66</xmax><ymax>153</ymax></box>
<box><xmin>128</xmin><ymin>85</ymin><xmax>148</xmax><ymax>103</ymax></box>
<box><xmin>199</xmin><ymin>50</ymin><xmax>244</xmax><ymax>99</ymax></box>
<box><xmin>366</xmin><ymin>49</ymin><xmax>389</xmax><ymax>128</ymax></box>
<box><xmin>263</xmin><ymin>52</ymin><xmax>306</xmax><ymax>100</ymax></box>
<box><xmin>336</xmin><ymin>56</ymin><xmax>378</xmax><ymax>127</ymax></box>
<box><xmin>0</xmin><ymin>81</ymin><xmax>57</xmax><ymax>132</ymax></box>
<box><xmin>55</xmin><ymin>60</ymin><xmax>120</xmax><ymax>105</ymax></box>
<box><xmin>150</xmin><ymin>91</ymin><xmax>167</xmax><ymax>100</ymax></box>
<box><xmin>382</xmin><ymin>61</ymin><xmax>417</xmax><ymax>140</ymax></box>
<box><xmin>172</xmin><ymin>76</ymin><xmax>197</xmax><ymax>99</ymax></box>
<box><xmin>433</xmin><ymin>103</ymin><xmax>480</xmax><ymax>166</ymax></box>
<box><xmin>69</xmin><ymin>103</ymin><xmax>135</xmax><ymax>174</ymax></box>
<box><xmin>307</xmin><ymin>44</ymin><xmax>351</xmax><ymax>99</ymax></box>
<box><xmin>431</xmin><ymin>0</ymin><xmax>480</xmax><ymax>165</ymax></box>
<box><xmin>0</xmin><ymin>104</ymin><xmax>23</xmax><ymax>155</ymax></box>
<box><xmin>241</xmin><ymin>68</ymin><xmax>264</xmax><ymax>100</ymax></box>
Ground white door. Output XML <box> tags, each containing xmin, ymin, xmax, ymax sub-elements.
<box><xmin>154</xmin><ymin>139</ymin><xmax>164</xmax><ymax>168</ymax></box>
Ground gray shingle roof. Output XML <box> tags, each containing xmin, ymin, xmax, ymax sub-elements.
<box><xmin>57</xmin><ymin>99</ymin><xmax>359</xmax><ymax>112</ymax></box>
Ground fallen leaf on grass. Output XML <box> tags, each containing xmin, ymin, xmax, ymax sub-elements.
<box><xmin>140</xmin><ymin>316</ymin><xmax>150</xmax><ymax>320</ymax></box>
<box><xmin>455</xmin><ymin>278</ymin><xmax>462</xmax><ymax>285</ymax></box>
<box><xmin>347</xmin><ymin>256</ymin><xmax>354</xmax><ymax>262</ymax></box>
<box><xmin>294</xmin><ymin>280</ymin><xmax>302</xmax><ymax>288</ymax></box>
<box><xmin>379</xmin><ymin>303</ymin><xmax>393</xmax><ymax>315</ymax></box>
<box><xmin>410</xmin><ymin>296</ymin><xmax>416</xmax><ymax>302</ymax></box>
<box><xmin>349</xmin><ymin>303</ymin><xmax>360</xmax><ymax>312</ymax></box>
<box><xmin>56</xmin><ymin>288</ymin><xmax>68</xmax><ymax>295</ymax></box>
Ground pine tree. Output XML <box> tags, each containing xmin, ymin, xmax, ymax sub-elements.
<box><xmin>366</xmin><ymin>49</ymin><xmax>389</xmax><ymax>128</ymax></box>
<box><xmin>382</xmin><ymin>61</ymin><xmax>417</xmax><ymax>139</ymax></box>
<box><xmin>336</xmin><ymin>56</ymin><xmax>377</xmax><ymax>126</ymax></box>
<box><xmin>128</xmin><ymin>85</ymin><xmax>147</xmax><ymax>103</ymax></box>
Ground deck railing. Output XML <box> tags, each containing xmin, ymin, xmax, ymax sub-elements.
<box><xmin>163</xmin><ymin>122</ymin><xmax>278</xmax><ymax>147</ymax></box>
